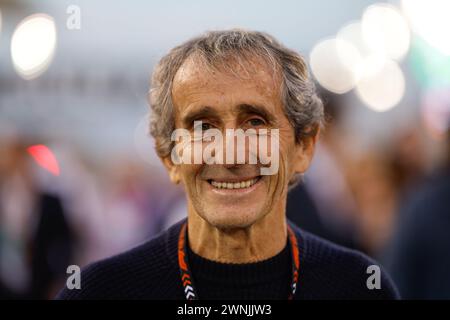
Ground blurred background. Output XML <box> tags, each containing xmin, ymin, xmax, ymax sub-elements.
<box><xmin>0</xmin><ymin>0</ymin><xmax>449</xmax><ymax>299</ymax></box>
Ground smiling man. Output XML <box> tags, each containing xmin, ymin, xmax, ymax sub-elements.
<box><xmin>57</xmin><ymin>29</ymin><xmax>399</xmax><ymax>300</ymax></box>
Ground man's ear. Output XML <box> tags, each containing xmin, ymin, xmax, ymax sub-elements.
<box><xmin>292</xmin><ymin>127</ymin><xmax>320</xmax><ymax>174</ymax></box>
<box><xmin>162</xmin><ymin>157</ymin><xmax>181</xmax><ymax>184</ymax></box>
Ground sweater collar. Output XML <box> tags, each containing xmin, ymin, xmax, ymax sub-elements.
<box><xmin>164</xmin><ymin>218</ymin><xmax>305</xmax><ymax>298</ymax></box>
<box><xmin>186</xmin><ymin>240</ymin><xmax>291</xmax><ymax>286</ymax></box>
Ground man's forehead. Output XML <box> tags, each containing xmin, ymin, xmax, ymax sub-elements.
<box><xmin>172</xmin><ymin>54</ymin><xmax>281</xmax><ymax>100</ymax></box>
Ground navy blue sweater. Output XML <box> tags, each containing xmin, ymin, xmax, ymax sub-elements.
<box><xmin>56</xmin><ymin>219</ymin><xmax>399</xmax><ymax>299</ymax></box>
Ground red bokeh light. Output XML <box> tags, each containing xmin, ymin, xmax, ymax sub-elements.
<box><xmin>27</xmin><ymin>144</ymin><xmax>60</xmax><ymax>176</ymax></box>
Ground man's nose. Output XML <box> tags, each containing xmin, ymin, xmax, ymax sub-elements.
<box><xmin>221</xmin><ymin>126</ymin><xmax>255</xmax><ymax>166</ymax></box>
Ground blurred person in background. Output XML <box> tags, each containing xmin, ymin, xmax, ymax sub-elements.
<box><xmin>287</xmin><ymin>93</ymin><xmax>359</xmax><ymax>250</ymax></box>
<box><xmin>346</xmin><ymin>151</ymin><xmax>398</xmax><ymax>256</ymax></box>
<box><xmin>386</xmin><ymin>120</ymin><xmax>450</xmax><ymax>299</ymax></box>
<box><xmin>338</xmin><ymin>125</ymin><xmax>427</xmax><ymax>257</ymax></box>
<box><xmin>0</xmin><ymin>137</ymin><xmax>74</xmax><ymax>299</ymax></box>
<box><xmin>102</xmin><ymin>158</ymin><xmax>175</xmax><ymax>255</ymax></box>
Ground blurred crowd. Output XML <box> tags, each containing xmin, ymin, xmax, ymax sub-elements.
<box><xmin>0</xmin><ymin>135</ymin><xmax>184</xmax><ymax>299</ymax></box>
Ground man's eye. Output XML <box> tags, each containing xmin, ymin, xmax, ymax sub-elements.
<box><xmin>194</xmin><ymin>122</ymin><xmax>213</xmax><ymax>131</ymax></box>
<box><xmin>247</xmin><ymin>118</ymin><xmax>265</xmax><ymax>127</ymax></box>
<box><xmin>202</xmin><ymin>123</ymin><xmax>214</xmax><ymax>130</ymax></box>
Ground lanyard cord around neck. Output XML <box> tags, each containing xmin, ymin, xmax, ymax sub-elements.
<box><xmin>177</xmin><ymin>222</ymin><xmax>300</xmax><ymax>300</ymax></box>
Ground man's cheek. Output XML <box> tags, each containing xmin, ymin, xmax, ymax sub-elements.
<box><xmin>181</xmin><ymin>165</ymin><xmax>202</xmax><ymax>186</ymax></box>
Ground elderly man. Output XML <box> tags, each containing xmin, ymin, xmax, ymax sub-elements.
<box><xmin>57</xmin><ymin>30</ymin><xmax>398</xmax><ymax>300</ymax></box>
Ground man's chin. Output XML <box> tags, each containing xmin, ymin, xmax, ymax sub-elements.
<box><xmin>198</xmin><ymin>208</ymin><xmax>265</xmax><ymax>230</ymax></box>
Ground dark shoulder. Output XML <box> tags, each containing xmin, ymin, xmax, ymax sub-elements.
<box><xmin>56</xmin><ymin>222</ymin><xmax>184</xmax><ymax>300</ymax></box>
<box><xmin>293</xmin><ymin>225</ymin><xmax>399</xmax><ymax>300</ymax></box>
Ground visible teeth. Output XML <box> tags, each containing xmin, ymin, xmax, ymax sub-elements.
<box><xmin>210</xmin><ymin>178</ymin><xmax>259</xmax><ymax>189</ymax></box>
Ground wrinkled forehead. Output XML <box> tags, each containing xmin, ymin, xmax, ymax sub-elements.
<box><xmin>172</xmin><ymin>53</ymin><xmax>283</xmax><ymax>103</ymax></box>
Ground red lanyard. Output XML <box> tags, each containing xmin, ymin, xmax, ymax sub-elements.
<box><xmin>177</xmin><ymin>222</ymin><xmax>300</xmax><ymax>300</ymax></box>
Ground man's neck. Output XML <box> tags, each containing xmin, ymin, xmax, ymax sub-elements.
<box><xmin>187</xmin><ymin>205</ymin><xmax>287</xmax><ymax>264</ymax></box>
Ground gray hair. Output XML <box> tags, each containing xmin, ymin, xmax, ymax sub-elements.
<box><xmin>148</xmin><ymin>29</ymin><xmax>324</xmax><ymax>158</ymax></box>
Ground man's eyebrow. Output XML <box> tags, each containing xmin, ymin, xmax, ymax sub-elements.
<box><xmin>181</xmin><ymin>106</ymin><xmax>220</xmax><ymax>127</ymax></box>
<box><xmin>237</xmin><ymin>104</ymin><xmax>276</xmax><ymax>122</ymax></box>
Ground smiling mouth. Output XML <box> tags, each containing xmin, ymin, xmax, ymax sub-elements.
<box><xmin>208</xmin><ymin>176</ymin><xmax>261</xmax><ymax>190</ymax></box>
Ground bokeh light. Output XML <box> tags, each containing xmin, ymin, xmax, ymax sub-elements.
<box><xmin>337</xmin><ymin>21</ymin><xmax>372</xmax><ymax>59</ymax></box>
<box><xmin>10</xmin><ymin>13</ymin><xmax>57</xmax><ymax>80</ymax></box>
<box><xmin>409</xmin><ymin>36</ymin><xmax>450</xmax><ymax>89</ymax></box>
<box><xmin>402</xmin><ymin>0</ymin><xmax>450</xmax><ymax>56</ymax></box>
<box><xmin>361</xmin><ymin>4</ymin><xmax>410</xmax><ymax>61</ymax></box>
<box><xmin>355</xmin><ymin>55</ymin><xmax>405</xmax><ymax>112</ymax></box>
<box><xmin>27</xmin><ymin>144</ymin><xmax>60</xmax><ymax>176</ymax></box>
<box><xmin>309</xmin><ymin>38</ymin><xmax>362</xmax><ymax>94</ymax></box>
